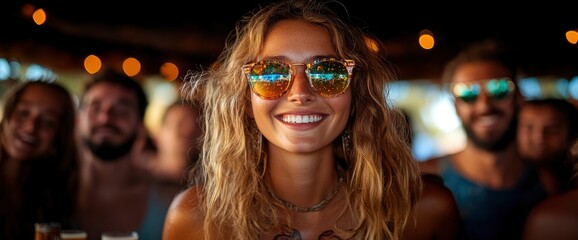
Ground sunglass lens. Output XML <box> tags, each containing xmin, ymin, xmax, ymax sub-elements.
<box><xmin>247</xmin><ymin>62</ymin><xmax>291</xmax><ymax>99</ymax></box>
<box><xmin>452</xmin><ymin>83</ymin><xmax>480</xmax><ymax>103</ymax></box>
<box><xmin>486</xmin><ymin>78</ymin><xmax>512</xmax><ymax>100</ymax></box>
<box><xmin>308</xmin><ymin>60</ymin><xmax>350</xmax><ymax>98</ymax></box>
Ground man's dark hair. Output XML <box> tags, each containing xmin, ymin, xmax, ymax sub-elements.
<box><xmin>442</xmin><ymin>38</ymin><xmax>519</xmax><ymax>84</ymax></box>
<box><xmin>80</xmin><ymin>68</ymin><xmax>149</xmax><ymax>120</ymax></box>
<box><xmin>525</xmin><ymin>98</ymin><xmax>578</xmax><ymax>142</ymax></box>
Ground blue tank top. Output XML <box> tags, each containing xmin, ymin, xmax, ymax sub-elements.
<box><xmin>137</xmin><ymin>184</ymin><xmax>171</xmax><ymax>240</ymax></box>
<box><xmin>440</xmin><ymin>156</ymin><xmax>548</xmax><ymax>240</ymax></box>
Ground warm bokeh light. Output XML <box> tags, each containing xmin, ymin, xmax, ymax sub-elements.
<box><xmin>160</xmin><ymin>62</ymin><xmax>179</xmax><ymax>81</ymax></box>
<box><xmin>21</xmin><ymin>4</ymin><xmax>35</xmax><ymax>17</ymax></box>
<box><xmin>122</xmin><ymin>57</ymin><xmax>141</xmax><ymax>77</ymax></box>
<box><xmin>364</xmin><ymin>37</ymin><xmax>380</xmax><ymax>53</ymax></box>
<box><xmin>418</xmin><ymin>29</ymin><xmax>435</xmax><ymax>50</ymax></box>
<box><xmin>84</xmin><ymin>54</ymin><xmax>102</xmax><ymax>74</ymax></box>
<box><xmin>32</xmin><ymin>8</ymin><xmax>46</xmax><ymax>25</ymax></box>
<box><xmin>566</xmin><ymin>30</ymin><xmax>578</xmax><ymax>44</ymax></box>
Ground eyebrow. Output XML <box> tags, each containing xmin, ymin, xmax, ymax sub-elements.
<box><xmin>260</xmin><ymin>55</ymin><xmax>337</xmax><ymax>64</ymax></box>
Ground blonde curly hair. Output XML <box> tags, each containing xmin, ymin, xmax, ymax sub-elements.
<box><xmin>182</xmin><ymin>0</ymin><xmax>422</xmax><ymax>238</ymax></box>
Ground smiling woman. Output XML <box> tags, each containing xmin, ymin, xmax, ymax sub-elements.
<box><xmin>0</xmin><ymin>80</ymin><xmax>79</xmax><ymax>240</ymax></box>
<box><xmin>161</xmin><ymin>0</ymin><xmax>422</xmax><ymax>239</ymax></box>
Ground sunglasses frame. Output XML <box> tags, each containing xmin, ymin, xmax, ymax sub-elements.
<box><xmin>242</xmin><ymin>58</ymin><xmax>355</xmax><ymax>100</ymax></box>
<box><xmin>449</xmin><ymin>77</ymin><xmax>516</xmax><ymax>103</ymax></box>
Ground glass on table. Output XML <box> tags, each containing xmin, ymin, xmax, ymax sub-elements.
<box><xmin>61</xmin><ymin>230</ymin><xmax>87</xmax><ymax>240</ymax></box>
<box><xmin>101</xmin><ymin>231</ymin><xmax>138</xmax><ymax>240</ymax></box>
<box><xmin>35</xmin><ymin>222</ymin><xmax>61</xmax><ymax>240</ymax></box>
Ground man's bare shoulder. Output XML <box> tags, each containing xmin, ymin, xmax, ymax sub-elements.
<box><xmin>163</xmin><ymin>186</ymin><xmax>205</xmax><ymax>240</ymax></box>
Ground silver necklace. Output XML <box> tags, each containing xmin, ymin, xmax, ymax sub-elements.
<box><xmin>269</xmin><ymin>177</ymin><xmax>344</xmax><ymax>212</ymax></box>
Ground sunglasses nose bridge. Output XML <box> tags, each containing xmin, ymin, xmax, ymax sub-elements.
<box><xmin>466</xmin><ymin>85</ymin><xmax>496</xmax><ymax>104</ymax></box>
<box><xmin>477</xmin><ymin>90</ymin><xmax>494</xmax><ymax>103</ymax></box>
<box><xmin>289</xmin><ymin>63</ymin><xmax>312</xmax><ymax>86</ymax></box>
<box><xmin>290</xmin><ymin>63</ymin><xmax>307</xmax><ymax>74</ymax></box>
<box><xmin>287</xmin><ymin>63</ymin><xmax>316</xmax><ymax>100</ymax></box>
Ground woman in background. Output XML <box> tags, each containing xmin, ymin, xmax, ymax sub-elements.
<box><xmin>0</xmin><ymin>81</ymin><xmax>79</xmax><ymax>239</ymax></box>
<box><xmin>149</xmin><ymin>99</ymin><xmax>202</xmax><ymax>187</ymax></box>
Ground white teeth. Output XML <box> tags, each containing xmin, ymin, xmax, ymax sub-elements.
<box><xmin>477</xmin><ymin>116</ymin><xmax>498</xmax><ymax>126</ymax></box>
<box><xmin>282</xmin><ymin>115</ymin><xmax>322</xmax><ymax>123</ymax></box>
<box><xmin>19</xmin><ymin>134</ymin><xmax>36</xmax><ymax>144</ymax></box>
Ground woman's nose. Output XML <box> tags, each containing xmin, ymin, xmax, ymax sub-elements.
<box><xmin>21</xmin><ymin>114</ymin><xmax>39</xmax><ymax>133</ymax></box>
<box><xmin>286</xmin><ymin>66</ymin><xmax>316</xmax><ymax>103</ymax></box>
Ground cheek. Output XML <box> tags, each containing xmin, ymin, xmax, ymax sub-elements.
<box><xmin>454</xmin><ymin>104</ymin><xmax>472</xmax><ymax>121</ymax></box>
<box><xmin>3</xmin><ymin>120</ymin><xmax>15</xmax><ymax>137</ymax></box>
<box><xmin>250</xmin><ymin>94</ymin><xmax>276</xmax><ymax>119</ymax></box>
<box><xmin>2</xmin><ymin>123</ymin><xmax>16</xmax><ymax>150</ymax></box>
<box><xmin>329</xmin><ymin>94</ymin><xmax>351</xmax><ymax>118</ymax></box>
<box><xmin>517</xmin><ymin>127</ymin><xmax>530</xmax><ymax>138</ymax></box>
<box><xmin>77</xmin><ymin>114</ymin><xmax>91</xmax><ymax>130</ymax></box>
<box><xmin>454</xmin><ymin>103</ymin><xmax>467</xmax><ymax>113</ymax></box>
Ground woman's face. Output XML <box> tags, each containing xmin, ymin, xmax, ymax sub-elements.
<box><xmin>3</xmin><ymin>84</ymin><xmax>64</xmax><ymax>161</ymax></box>
<box><xmin>249</xmin><ymin>19</ymin><xmax>351</xmax><ymax>154</ymax></box>
<box><xmin>156</xmin><ymin>104</ymin><xmax>202</xmax><ymax>167</ymax></box>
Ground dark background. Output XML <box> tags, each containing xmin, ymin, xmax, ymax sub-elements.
<box><xmin>2</xmin><ymin>0</ymin><xmax>577</xmax><ymax>80</ymax></box>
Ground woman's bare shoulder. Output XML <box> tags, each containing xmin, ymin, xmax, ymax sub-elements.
<box><xmin>421</xmin><ymin>174</ymin><xmax>462</xmax><ymax>232</ymax></box>
<box><xmin>523</xmin><ymin>189</ymin><xmax>578</xmax><ymax>240</ymax></box>
<box><xmin>530</xmin><ymin>189</ymin><xmax>578</xmax><ymax>217</ymax></box>
<box><xmin>421</xmin><ymin>173</ymin><xmax>459</xmax><ymax>212</ymax></box>
<box><xmin>404</xmin><ymin>174</ymin><xmax>463</xmax><ymax>240</ymax></box>
<box><xmin>163</xmin><ymin>186</ymin><xmax>205</xmax><ymax>240</ymax></box>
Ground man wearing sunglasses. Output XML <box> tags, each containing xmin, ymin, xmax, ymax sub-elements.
<box><xmin>419</xmin><ymin>39</ymin><xmax>548</xmax><ymax>240</ymax></box>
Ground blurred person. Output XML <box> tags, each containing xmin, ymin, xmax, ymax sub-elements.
<box><xmin>149</xmin><ymin>99</ymin><xmax>202</xmax><ymax>186</ymax></box>
<box><xmin>517</xmin><ymin>98</ymin><xmax>578</xmax><ymax>194</ymax></box>
<box><xmin>131</xmin><ymin>126</ymin><xmax>157</xmax><ymax>172</ymax></box>
<box><xmin>523</xmin><ymin>188</ymin><xmax>578</xmax><ymax>240</ymax></box>
<box><xmin>0</xmin><ymin>81</ymin><xmax>79</xmax><ymax>239</ymax></box>
<box><xmin>523</xmin><ymin>153</ymin><xmax>578</xmax><ymax>240</ymax></box>
<box><xmin>400</xmin><ymin>109</ymin><xmax>464</xmax><ymax>240</ymax></box>
<box><xmin>73</xmin><ymin>69</ymin><xmax>180</xmax><ymax>240</ymax></box>
<box><xmin>162</xmin><ymin>0</ymin><xmax>423</xmax><ymax>239</ymax></box>
<box><xmin>419</xmin><ymin>39</ymin><xmax>548</xmax><ymax>240</ymax></box>
<box><xmin>404</xmin><ymin>173</ymin><xmax>464</xmax><ymax>240</ymax></box>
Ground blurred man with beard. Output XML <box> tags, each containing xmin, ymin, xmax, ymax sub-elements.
<box><xmin>419</xmin><ymin>39</ymin><xmax>548</xmax><ymax>240</ymax></box>
<box><xmin>72</xmin><ymin>69</ymin><xmax>180</xmax><ymax>240</ymax></box>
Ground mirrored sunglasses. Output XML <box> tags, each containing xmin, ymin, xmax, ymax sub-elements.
<box><xmin>450</xmin><ymin>77</ymin><xmax>516</xmax><ymax>103</ymax></box>
<box><xmin>242</xmin><ymin>58</ymin><xmax>355</xmax><ymax>100</ymax></box>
